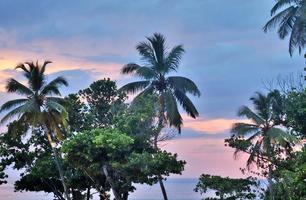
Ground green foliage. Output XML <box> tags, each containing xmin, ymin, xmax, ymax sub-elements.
<box><xmin>263</xmin><ymin>0</ymin><xmax>306</xmax><ymax>55</ymax></box>
<box><xmin>194</xmin><ymin>174</ymin><xmax>261</xmax><ymax>200</ymax></box>
<box><xmin>283</xmin><ymin>88</ymin><xmax>306</xmax><ymax>137</ymax></box>
<box><xmin>126</xmin><ymin>151</ymin><xmax>185</xmax><ymax>185</ymax></box>
<box><xmin>120</xmin><ymin>33</ymin><xmax>200</xmax><ymax>132</ymax></box>
<box><xmin>0</xmin><ymin>61</ymin><xmax>68</xmax><ymax>133</ymax></box>
<box><xmin>93</xmin><ymin>129</ymin><xmax>134</xmax><ymax>156</ymax></box>
<box><xmin>65</xmin><ymin>78</ymin><xmax>126</xmax><ymax>133</ymax></box>
<box><xmin>0</xmin><ymin>121</ymin><xmax>96</xmax><ymax>200</ymax></box>
<box><xmin>62</xmin><ymin>126</ymin><xmax>185</xmax><ymax>198</ymax></box>
<box><xmin>268</xmin><ymin>147</ymin><xmax>306</xmax><ymax>200</ymax></box>
<box><xmin>226</xmin><ymin>91</ymin><xmax>294</xmax><ymax>170</ymax></box>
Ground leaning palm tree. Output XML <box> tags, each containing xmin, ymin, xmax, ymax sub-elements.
<box><xmin>230</xmin><ymin>92</ymin><xmax>295</xmax><ymax>199</ymax></box>
<box><xmin>120</xmin><ymin>33</ymin><xmax>200</xmax><ymax>200</ymax></box>
<box><xmin>263</xmin><ymin>0</ymin><xmax>306</xmax><ymax>56</ymax></box>
<box><xmin>0</xmin><ymin>61</ymin><xmax>71</xmax><ymax>200</ymax></box>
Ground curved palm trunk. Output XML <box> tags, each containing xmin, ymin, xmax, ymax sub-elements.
<box><xmin>43</xmin><ymin>125</ymin><xmax>71</xmax><ymax>200</ymax></box>
<box><xmin>102</xmin><ymin>164</ymin><xmax>122</xmax><ymax>200</ymax></box>
<box><xmin>155</xmin><ymin>94</ymin><xmax>169</xmax><ymax>200</ymax></box>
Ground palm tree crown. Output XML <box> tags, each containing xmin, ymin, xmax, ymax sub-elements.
<box><xmin>120</xmin><ymin>33</ymin><xmax>200</xmax><ymax>132</ymax></box>
<box><xmin>0</xmin><ymin>61</ymin><xmax>68</xmax><ymax>139</ymax></box>
<box><xmin>263</xmin><ymin>0</ymin><xmax>306</xmax><ymax>56</ymax></box>
<box><xmin>230</xmin><ymin>92</ymin><xmax>294</xmax><ymax>168</ymax></box>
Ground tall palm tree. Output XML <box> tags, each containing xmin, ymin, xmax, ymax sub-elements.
<box><xmin>263</xmin><ymin>0</ymin><xmax>306</xmax><ymax>56</ymax></box>
<box><xmin>230</xmin><ymin>92</ymin><xmax>295</xmax><ymax>199</ymax></box>
<box><xmin>120</xmin><ymin>33</ymin><xmax>200</xmax><ymax>200</ymax></box>
<box><xmin>0</xmin><ymin>61</ymin><xmax>71</xmax><ymax>200</ymax></box>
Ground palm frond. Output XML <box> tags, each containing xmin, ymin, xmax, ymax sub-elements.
<box><xmin>135</xmin><ymin>66</ymin><xmax>156</xmax><ymax>79</ymax></box>
<box><xmin>231</xmin><ymin>123</ymin><xmax>259</xmax><ymax>137</ymax></box>
<box><xmin>119</xmin><ymin>81</ymin><xmax>150</xmax><ymax>94</ymax></box>
<box><xmin>15</xmin><ymin>63</ymin><xmax>30</xmax><ymax>77</ymax></box>
<box><xmin>246</xmin><ymin>140</ymin><xmax>262</xmax><ymax>169</ymax></box>
<box><xmin>288</xmin><ymin>15</ymin><xmax>306</xmax><ymax>55</ymax></box>
<box><xmin>121</xmin><ymin>63</ymin><xmax>141</xmax><ymax>74</ymax></box>
<box><xmin>136</xmin><ymin>41</ymin><xmax>156</xmax><ymax>66</ymax></box>
<box><xmin>47</xmin><ymin>97</ymin><xmax>68</xmax><ymax>106</ymax></box>
<box><xmin>0</xmin><ymin>99</ymin><xmax>40</xmax><ymax>124</ymax></box>
<box><xmin>163</xmin><ymin>91</ymin><xmax>183</xmax><ymax>132</ymax></box>
<box><xmin>277</xmin><ymin>6</ymin><xmax>298</xmax><ymax>39</ymax></box>
<box><xmin>122</xmin><ymin>64</ymin><xmax>156</xmax><ymax>79</ymax></box>
<box><xmin>45</xmin><ymin>99</ymin><xmax>67</xmax><ymax>114</ymax></box>
<box><xmin>173</xmin><ymin>89</ymin><xmax>199</xmax><ymax>118</ymax></box>
<box><xmin>263</xmin><ymin>6</ymin><xmax>295</xmax><ymax>32</ymax></box>
<box><xmin>238</xmin><ymin>106</ymin><xmax>265</xmax><ymax>125</ymax></box>
<box><xmin>270</xmin><ymin>0</ymin><xmax>295</xmax><ymax>15</ymax></box>
<box><xmin>25</xmin><ymin>61</ymin><xmax>46</xmax><ymax>92</ymax></box>
<box><xmin>0</xmin><ymin>99</ymin><xmax>28</xmax><ymax>113</ymax></box>
<box><xmin>6</xmin><ymin>78</ymin><xmax>33</xmax><ymax>96</ymax></box>
<box><xmin>133</xmin><ymin>85</ymin><xmax>154</xmax><ymax>101</ymax></box>
<box><xmin>165</xmin><ymin>45</ymin><xmax>185</xmax><ymax>72</ymax></box>
<box><xmin>41</xmin><ymin>76</ymin><xmax>68</xmax><ymax>96</ymax></box>
<box><xmin>167</xmin><ymin>76</ymin><xmax>201</xmax><ymax>96</ymax></box>
<box><xmin>147</xmin><ymin>33</ymin><xmax>166</xmax><ymax>65</ymax></box>
<box><xmin>266</xmin><ymin>127</ymin><xmax>297</xmax><ymax>144</ymax></box>
<box><xmin>247</xmin><ymin>131</ymin><xmax>262</xmax><ymax>142</ymax></box>
<box><xmin>40</xmin><ymin>61</ymin><xmax>52</xmax><ymax>75</ymax></box>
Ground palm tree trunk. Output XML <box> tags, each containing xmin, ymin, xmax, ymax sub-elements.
<box><xmin>155</xmin><ymin>95</ymin><xmax>169</xmax><ymax>200</ymax></box>
<box><xmin>268</xmin><ymin>164</ymin><xmax>274</xmax><ymax>200</ymax></box>
<box><xmin>43</xmin><ymin>125</ymin><xmax>71</xmax><ymax>200</ymax></box>
<box><xmin>86</xmin><ymin>187</ymin><xmax>91</xmax><ymax>200</ymax></box>
<box><xmin>304</xmin><ymin>53</ymin><xmax>306</xmax><ymax>80</ymax></box>
<box><xmin>102</xmin><ymin>164</ymin><xmax>122</xmax><ymax>200</ymax></box>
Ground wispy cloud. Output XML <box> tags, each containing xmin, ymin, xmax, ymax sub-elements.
<box><xmin>182</xmin><ymin>114</ymin><xmax>250</xmax><ymax>134</ymax></box>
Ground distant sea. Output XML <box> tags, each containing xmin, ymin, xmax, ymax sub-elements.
<box><xmin>0</xmin><ymin>178</ymin><xmax>204</xmax><ymax>200</ymax></box>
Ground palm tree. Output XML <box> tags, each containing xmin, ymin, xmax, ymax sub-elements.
<box><xmin>120</xmin><ymin>33</ymin><xmax>200</xmax><ymax>200</ymax></box>
<box><xmin>0</xmin><ymin>61</ymin><xmax>71</xmax><ymax>200</ymax></box>
<box><xmin>263</xmin><ymin>0</ymin><xmax>306</xmax><ymax>56</ymax></box>
<box><xmin>230</xmin><ymin>92</ymin><xmax>295</xmax><ymax>199</ymax></box>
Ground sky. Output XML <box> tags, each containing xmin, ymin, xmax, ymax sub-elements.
<box><xmin>0</xmin><ymin>0</ymin><xmax>305</xmax><ymax>199</ymax></box>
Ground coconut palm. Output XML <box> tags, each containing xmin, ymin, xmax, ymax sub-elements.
<box><xmin>120</xmin><ymin>33</ymin><xmax>200</xmax><ymax>200</ymax></box>
<box><xmin>263</xmin><ymin>0</ymin><xmax>306</xmax><ymax>56</ymax></box>
<box><xmin>0</xmin><ymin>61</ymin><xmax>71</xmax><ymax>200</ymax></box>
<box><xmin>230</xmin><ymin>92</ymin><xmax>295</xmax><ymax>199</ymax></box>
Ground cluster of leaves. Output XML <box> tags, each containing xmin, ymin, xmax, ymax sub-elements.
<box><xmin>62</xmin><ymin>127</ymin><xmax>185</xmax><ymax>199</ymax></box>
<box><xmin>0</xmin><ymin>77</ymin><xmax>186</xmax><ymax>199</ymax></box>
<box><xmin>223</xmin><ymin>88</ymin><xmax>306</xmax><ymax>199</ymax></box>
<box><xmin>282</xmin><ymin>88</ymin><xmax>306</xmax><ymax>137</ymax></box>
<box><xmin>65</xmin><ymin>78</ymin><xmax>127</xmax><ymax>132</ymax></box>
<box><xmin>0</xmin><ymin>121</ymin><xmax>96</xmax><ymax>200</ymax></box>
<box><xmin>194</xmin><ymin>174</ymin><xmax>262</xmax><ymax>200</ymax></box>
<box><xmin>267</xmin><ymin>147</ymin><xmax>306</xmax><ymax>200</ymax></box>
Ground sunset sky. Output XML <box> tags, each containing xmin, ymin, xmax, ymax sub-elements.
<box><xmin>0</xmin><ymin>0</ymin><xmax>305</xmax><ymax>198</ymax></box>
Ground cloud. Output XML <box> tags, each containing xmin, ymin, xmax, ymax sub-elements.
<box><xmin>161</xmin><ymin>137</ymin><xmax>249</xmax><ymax>178</ymax></box>
<box><xmin>182</xmin><ymin>115</ymin><xmax>250</xmax><ymax>134</ymax></box>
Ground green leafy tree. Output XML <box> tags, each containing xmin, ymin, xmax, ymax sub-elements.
<box><xmin>226</xmin><ymin>92</ymin><xmax>296</xmax><ymax>199</ymax></box>
<box><xmin>79</xmin><ymin>78</ymin><xmax>126</xmax><ymax>128</ymax></box>
<box><xmin>0</xmin><ymin>121</ymin><xmax>108</xmax><ymax>200</ymax></box>
<box><xmin>263</xmin><ymin>0</ymin><xmax>306</xmax><ymax>56</ymax></box>
<box><xmin>120</xmin><ymin>33</ymin><xmax>200</xmax><ymax>200</ymax></box>
<box><xmin>194</xmin><ymin>174</ymin><xmax>262</xmax><ymax>200</ymax></box>
<box><xmin>62</xmin><ymin>128</ymin><xmax>185</xmax><ymax>200</ymax></box>
<box><xmin>0</xmin><ymin>61</ymin><xmax>71</xmax><ymax>200</ymax></box>
<box><xmin>268</xmin><ymin>147</ymin><xmax>306</xmax><ymax>200</ymax></box>
<box><xmin>283</xmin><ymin>88</ymin><xmax>306</xmax><ymax>137</ymax></box>
<box><xmin>64</xmin><ymin>93</ymin><xmax>89</xmax><ymax>132</ymax></box>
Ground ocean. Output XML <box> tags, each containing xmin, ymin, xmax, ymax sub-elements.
<box><xmin>0</xmin><ymin>178</ymin><xmax>203</xmax><ymax>200</ymax></box>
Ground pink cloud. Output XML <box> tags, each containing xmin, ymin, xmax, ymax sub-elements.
<box><xmin>161</xmin><ymin>137</ymin><xmax>250</xmax><ymax>178</ymax></box>
<box><xmin>182</xmin><ymin>115</ymin><xmax>250</xmax><ymax>134</ymax></box>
